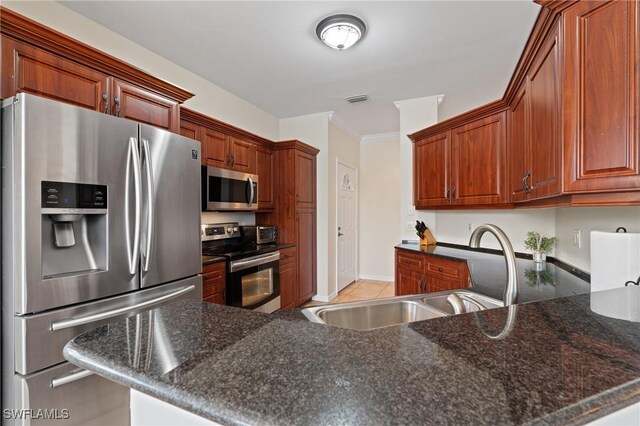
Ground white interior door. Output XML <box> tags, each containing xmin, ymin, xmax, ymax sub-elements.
<box><xmin>337</xmin><ymin>162</ymin><xmax>357</xmax><ymax>291</ymax></box>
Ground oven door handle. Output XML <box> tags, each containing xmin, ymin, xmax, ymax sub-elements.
<box><xmin>230</xmin><ymin>252</ymin><xmax>280</xmax><ymax>272</ymax></box>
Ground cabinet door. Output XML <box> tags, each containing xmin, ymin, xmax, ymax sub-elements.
<box><xmin>414</xmin><ymin>131</ymin><xmax>450</xmax><ymax>208</ymax></box>
<box><xmin>179</xmin><ymin>119</ymin><xmax>200</xmax><ymax>141</ymax></box>
<box><xmin>201</xmin><ymin>128</ymin><xmax>229</xmax><ymax>168</ymax></box>
<box><xmin>563</xmin><ymin>1</ymin><xmax>640</xmax><ymax>192</ymax></box>
<box><xmin>229</xmin><ymin>137</ymin><xmax>256</xmax><ymax>173</ymax></box>
<box><xmin>395</xmin><ymin>268</ymin><xmax>423</xmax><ymax>296</ymax></box>
<box><xmin>279</xmin><ymin>248</ymin><xmax>297</xmax><ymax>309</ymax></box>
<box><xmin>2</xmin><ymin>37</ymin><xmax>109</xmax><ymax>112</ymax></box>
<box><xmin>508</xmin><ymin>87</ymin><xmax>530</xmax><ymax>202</ymax></box>
<box><xmin>451</xmin><ymin>111</ymin><xmax>507</xmax><ymax>205</ymax></box>
<box><xmin>112</xmin><ymin>78</ymin><xmax>179</xmax><ymax>132</ymax></box>
<box><xmin>295</xmin><ymin>151</ymin><xmax>316</xmax><ymax>209</ymax></box>
<box><xmin>256</xmin><ymin>146</ymin><xmax>274</xmax><ymax>210</ymax></box>
<box><xmin>528</xmin><ymin>21</ymin><xmax>561</xmax><ymax>199</ymax></box>
<box><xmin>296</xmin><ymin>209</ymin><xmax>316</xmax><ymax>304</ymax></box>
<box><xmin>424</xmin><ymin>276</ymin><xmax>466</xmax><ymax>293</ymax></box>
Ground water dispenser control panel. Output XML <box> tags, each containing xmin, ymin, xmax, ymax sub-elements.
<box><xmin>41</xmin><ymin>181</ymin><xmax>107</xmax><ymax>210</ymax></box>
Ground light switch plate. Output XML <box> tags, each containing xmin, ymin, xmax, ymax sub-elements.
<box><xmin>572</xmin><ymin>229</ymin><xmax>582</xmax><ymax>248</ymax></box>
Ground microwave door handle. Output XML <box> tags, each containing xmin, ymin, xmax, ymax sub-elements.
<box><xmin>247</xmin><ymin>176</ymin><xmax>254</xmax><ymax>207</ymax></box>
<box><xmin>141</xmin><ymin>138</ymin><xmax>154</xmax><ymax>272</ymax></box>
<box><xmin>125</xmin><ymin>137</ymin><xmax>142</xmax><ymax>275</ymax></box>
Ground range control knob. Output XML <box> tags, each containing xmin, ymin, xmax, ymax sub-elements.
<box><xmin>233</xmin><ymin>226</ymin><xmax>239</xmax><ymax>232</ymax></box>
<box><xmin>226</xmin><ymin>227</ymin><xmax>232</xmax><ymax>234</ymax></box>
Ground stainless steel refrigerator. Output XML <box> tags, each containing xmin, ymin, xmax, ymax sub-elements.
<box><xmin>1</xmin><ymin>93</ymin><xmax>202</xmax><ymax>425</ymax></box>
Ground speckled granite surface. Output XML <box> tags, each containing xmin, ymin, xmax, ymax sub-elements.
<box><xmin>202</xmin><ymin>255</ymin><xmax>226</xmax><ymax>266</ymax></box>
<box><xmin>64</xmin><ymin>287</ymin><xmax>640</xmax><ymax>425</ymax></box>
<box><xmin>396</xmin><ymin>243</ymin><xmax>590</xmax><ymax>304</ymax></box>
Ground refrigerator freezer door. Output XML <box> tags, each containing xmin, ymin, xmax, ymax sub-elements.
<box><xmin>139</xmin><ymin>125</ymin><xmax>201</xmax><ymax>288</ymax></box>
<box><xmin>12</xmin><ymin>362</ymin><xmax>130</xmax><ymax>426</ymax></box>
<box><xmin>13</xmin><ymin>275</ymin><xmax>201</xmax><ymax>375</ymax></box>
<box><xmin>2</xmin><ymin>94</ymin><xmax>140</xmax><ymax>314</ymax></box>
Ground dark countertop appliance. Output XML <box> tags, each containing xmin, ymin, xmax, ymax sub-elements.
<box><xmin>202</xmin><ymin>223</ymin><xmax>280</xmax><ymax>313</ymax></box>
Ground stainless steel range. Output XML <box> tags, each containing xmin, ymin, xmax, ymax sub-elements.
<box><xmin>2</xmin><ymin>94</ymin><xmax>202</xmax><ymax>425</ymax></box>
<box><xmin>202</xmin><ymin>223</ymin><xmax>280</xmax><ymax>313</ymax></box>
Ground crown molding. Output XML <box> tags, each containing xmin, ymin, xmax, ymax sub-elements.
<box><xmin>328</xmin><ymin>112</ymin><xmax>362</xmax><ymax>142</ymax></box>
<box><xmin>360</xmin><ymin>132</ymin><xmax>400</xmax><ymax>143</ymax></box>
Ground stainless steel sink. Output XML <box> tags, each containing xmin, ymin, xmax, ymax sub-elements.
<box><xmin>420</xmin><ymin>291</ymin><xmax>502</xmax><ymax>315</ymax></box>
<box><xmin>302</xmin><ymin>298</ymin><xmax>445</xmax><ymax>330</ymax></box>
<box><xmin>302</xmin><ymin>291</ymin><xmax>503</xmax><ymax>331</ymax></box>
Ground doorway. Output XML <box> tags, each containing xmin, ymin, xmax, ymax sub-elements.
<box><xmin>336</xmin><ymin>161</ymin><xmax>358</xmax><ymax>292</ymax></box>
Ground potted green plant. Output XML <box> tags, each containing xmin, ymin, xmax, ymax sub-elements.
<box><xmin>524</xmin><ymin>231</ymin><xmax>556</xmax><ymax>263</ymax></box>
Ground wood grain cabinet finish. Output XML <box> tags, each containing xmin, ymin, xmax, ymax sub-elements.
<box><xmin>563</xmin><ymin>0</ymin><xmax>640</xmax><ymax>193</ymax></box>
<box><xmin>256</xmin><ymin>146</ymin><xmax>274</xmax><ymax>210</ymax></box>
<box><xmin>228</xmin><ymin>136</ymin><xmax>256</xmax><ymax>173</ymax></box>
<box><xmin>256</xmin><ymin>140</ymin><xmax>319</xmax><ymax>308</ymax></box>
<box><xmin>202</xmin><ymin>262</ymin><xmax>226</xmax><ymax>305</ymax></box>
<box><xmin>509</xmin><ymin>20</ymin><xmax>562</xmax><ymax>202</ymax></box>
<box><xmin>178</xmin><ymin>118</ymin><xmax>200</xmax><ymax>141</ymax></box>
<box><xmin>395</xmin><ymin>249</ymin><xmax>470</xmax><ymax>296</ymax></box>
<box><xmin>450</xmin><ymin>111</ymin><xmax>508</xmax><ymax>205</ymax></box>
<box><xmin>202</xmin><ymin>128</ymin><xmax>230</xmax><ymax>168</ymax></box>
<box><xmin>278</xmin><ymin>246</ymin><xmax>297</xmax><ymax>309</ymax></box>
<box><xmin>414</xmin><ymin>131</ymin><xmax>450</xmax><ymax>208</ymax></box>
<box><xmin>112</xmin><ymin>78</ymin><xmax>179</xmax><ymax>132</ymax></box>
<box><xmin>2</xmin><ymin>37</ymin><xmax>109</xmax><ymax>112</ymax></box>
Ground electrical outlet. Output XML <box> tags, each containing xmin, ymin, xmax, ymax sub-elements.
<box><xmin>408</xmin><ymin>205</ymin><xmax>415</xmax><ymax>216</ymax></box>
<box><xmin>572</xmin><ymin>229</ymin><xmax>582</xmax><ymax>248</ymax></box>
<box><xmin>468</xmin><ymin>223</ymin><xmax>473</xmax><ymax>231</ymax></box>
<box><xmin>407</xmin><ymin>221</ymin><xmax>414</xmax><ymax>231</ymax></box>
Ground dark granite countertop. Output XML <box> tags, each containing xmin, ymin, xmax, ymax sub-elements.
<box><xmin>396</xmin><ymin>243</ymin><xmax>590</xmax><ymax>304</ymax></box>
<box><xmin>202</xmin><ymin>255</ymin><xmax>226</xmax><ymax>266</ymax></box>
<box><xmin>64</xmin><ymin>288</ymin><xmax>640</xmax><ymax>425</ymax></box>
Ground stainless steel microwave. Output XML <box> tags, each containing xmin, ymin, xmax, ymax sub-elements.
<box><xmin>202</xmin><ymin>166</ymin><xmax>259</xmax><ymax>211</ymax></box>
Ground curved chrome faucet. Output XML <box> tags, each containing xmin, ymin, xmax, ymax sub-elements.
<box><xmin>468</xmin><ymin>224</ymin><xmax>518</xmax><ymax>306</ymax></box>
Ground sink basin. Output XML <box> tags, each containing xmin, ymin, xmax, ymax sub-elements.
<box><xmin>302</xmin><ymin>299</ymin><xmax>445</xmax><ymax>330</ymax></box>
<box><xmin>421</xmin><ymin>291</ymin><xmax>502</xmax><ymax>315</ymax></box>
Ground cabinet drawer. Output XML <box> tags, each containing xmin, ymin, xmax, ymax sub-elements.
<box><xmin>425</xmin><ymin>257</ymin><xmax>468</xmax><ymax>283</ymax></box>
<box><xmin>203</xmin><ymin>262</ymin><xmax>225</xmax><ymax>276</ymax></box>
<box><xmin>396</xmin><ymin>250</ymin><xmax>425</xmax><ymax>272</ymax></box>
<box><xmin>203</xmin><ymin>279</ymin><xmax>225</xmax><ymax>299</ymax></box>
<box><xmin>279</xmin><ymin>246</ymin><xmax>297</xmax><ymax>265</ymax></box>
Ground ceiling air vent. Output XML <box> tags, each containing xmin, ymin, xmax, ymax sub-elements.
<box><xmin>345</xmin><ymin>94</ymin><xmax>369</xmax><ymax>104</ymax></box>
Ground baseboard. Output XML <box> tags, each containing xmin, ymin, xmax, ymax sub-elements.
<box><xmin>359</xmin><ymin>274</ymin><xmax>394</xmax><ymax>282</ymax></box>
<box><xmin>312</xmin><ymin>291</ymin><xmax>337</xmax><ymax>303</ymax></box>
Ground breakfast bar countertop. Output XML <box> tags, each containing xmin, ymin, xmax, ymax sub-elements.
<box><xmin>64</xmin><ymin>287</ymin><xmax>640</xmax><ymax>426</ymax></box>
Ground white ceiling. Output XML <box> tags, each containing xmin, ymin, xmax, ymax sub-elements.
<box><xmin>59</xmin><ymin>1</ymin><xmax>540</xmax><ymax>137</ymax></box>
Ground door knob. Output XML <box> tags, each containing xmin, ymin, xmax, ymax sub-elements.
<box><xmin>338</xmin><ymin>232</ymin><xmax>344</xmax><ymax>237</ymax></box>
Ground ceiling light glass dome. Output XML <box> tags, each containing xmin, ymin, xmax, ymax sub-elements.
<box><xmin>316</xmin><ymin>14</ymin><xmax>366</xmax><ymax>51</ymax></box>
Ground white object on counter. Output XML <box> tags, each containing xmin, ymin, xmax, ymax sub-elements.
<box><xmin>590</xmin><ymin>231</ymin><xmax>640</xmax><ymax>292</ymax></box>
<box><xmin>590</xmin><ymin>286</ymin><xmax>640</xmax><ymax>323</ymax></box>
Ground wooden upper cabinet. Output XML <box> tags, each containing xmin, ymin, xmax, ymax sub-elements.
<box><xmin>228</xmin><ymin>136</ymin><xmax>256</xmax><ymax>173</ymax></box>
<box><xmin>256</xmin><ymin>146</ymin><xmax>274</xmax><ymax>210</ymax></box>
<box><xmin>450</xmin><ymin>111</ymin><xmax>508</xmax><ymax>205</ymax></box>
<box><xmin>112</xmin><ymin>78</ymin><xmax>179</xmax><ymax>132</ymax></box>
<box><xmin>414</xmin><ymin>131</ymin><xmax>450</xmax><ymax>208</ymax></box>
<box><xmin>2</xmin><ymin>37</ymin><xmax>109</xmax><ymax>112</ymax></box>
<box><xmin>563</xmin><ymin>0</ymin><xmax>640</xmax><ymax>192</ymax></box>
<box><xmin>295</xmin><ymin>151</ymin><xmax>316</xmax><ymax>209</ymax></box>
<box><xmin>179</xmin><ymin>118</ymin><xmax>200</xmax><ymax>141</ymax></box>
<box><xmin>509</xmin><ymin>20</ymin><xmax>561</xmax><ymax>202</ymax></box>
<box><xmin>202</xmin><ymin>128</ymin><xmax>229</xmax><ymax>168</ymax></box>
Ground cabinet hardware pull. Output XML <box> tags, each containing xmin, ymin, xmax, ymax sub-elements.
<box><xmin>296</xmin><ymin>193</ymin><xmax>300</xmax><ymax>205</ymax></box>
<box><xmin>226</xmin><ymin>152</ymin><xmax>231</xmax><ymax>165</ymax></box>
<box><xmin>114</xmin><ymin>96</ymin><xmax>121</xmax><ymax>117</ymax></box>
<box><xmin>102</xmin><ymin>93</ymin><xmax>108</xmax><ymax>114</ymax></box>
<box><xmin>438</xmin><ymin>267</ymin><xmax>443</xmax><ymax>272</ymax></box>
<box><xmin>231</xmin><ymin>153</ymin><xmax>235</xmax><ymax>167</ymax></box>
<box><xmin>445</xmin><ymin>187</ymin><xmax>450</xmax><ymax>200</ymax></box>
<box><xmin>522</xmin><ymin>170</ymin><xmax>532</xmax><ymax>194</ymax></box>
<box><xmin>450</xmin><ymin>187</ymin><xmax>456</xmax><ymax>201</ymax></box>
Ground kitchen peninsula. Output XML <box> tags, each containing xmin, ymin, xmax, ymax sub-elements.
<box><xmin>64</xmin><ymin>287</ymin><xmax>640</xmax><ymax>425</ymax></box>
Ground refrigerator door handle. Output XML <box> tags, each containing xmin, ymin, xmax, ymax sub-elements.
<box><xmin>50</xmin><ymin>368</ymin><xmax>94</xmax><ymax>388</ymax></box>
<box><xmin>125</xmin><ymin>137</ymin><xmax>142</xmax><ymax>275</ymax></box>
<box><xmin>49</xmin><ymin>285</ymin><xmax>195</xmax><ymax>331</ymax></box>
<box><xmin>141</xmin><ymin>138</ymin><xmax>154</xmax><ymax>272</ymax></box>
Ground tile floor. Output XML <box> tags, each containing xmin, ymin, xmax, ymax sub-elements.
<box><xmin>303</xmin><ymin>280</ymin><xmax>395</xmax><ymax>307</ymax></box>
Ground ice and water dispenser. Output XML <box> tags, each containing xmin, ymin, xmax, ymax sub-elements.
<box><xmin>41</xmin><ymin>181</ymin><xmax>108</xmax><ymax>279</ymax></box>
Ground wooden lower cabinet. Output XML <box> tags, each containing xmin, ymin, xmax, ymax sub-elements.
<box><xmin>395</xmin><ymin>248</ymin><xmax>470</xmax><ymax>296</ymax></box>
<box><xmin>279</xmin><ymin>246</ymin><xmax>297</xmax><ymax>309</ymax></box>
<box><xmin>202</xmin><ymin>262</ymin><xmax>226</xmax><ymax>305</ymax></box>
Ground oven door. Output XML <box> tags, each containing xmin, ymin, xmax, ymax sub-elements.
<box><xmin>202</xmin><ymin>167</ymin><xmax>258</xmax><ymax>211</ymax></box>
<box><xmin>227</xmin><ymin>252</ymin><xmax>280</xmax><ymax>312</ymax></box>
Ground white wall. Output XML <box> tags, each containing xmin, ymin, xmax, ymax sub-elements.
<box><xmin>394</xmin><ymin>96</ymin><xmax>441</xmax><ymax>241</ymax></box>
<box><xmin>359</xmin><ymin>134</ymin><xmax>401</xmax><ymax>281</ymax></box>
<box><xmin>555</xmin><ymin>207</ymin><xmax>640</xmax><ymax>272</ymax></box>
<box><xmin>279</xmin><ymin>113</ymin><xmax>331</xmax><ymax>299</ymax></box>
<box><xmin>4</xmin><ymin>0</ymin><xmax>280</xmax><ymax>141</ymax></box>
<box><xmin>327</xmin><ymin>122</ymin><xmax>360</xmax><ymax>297</ymax></box>
<box><xmin>434</xmin><ymin>209</ymin><xmax>557</xmax><ymax>253</ymax></box>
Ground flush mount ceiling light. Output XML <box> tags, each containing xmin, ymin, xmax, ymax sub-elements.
<box><xmin>316</xmin><ymin>14</ymin><xmax>366</xmax><ymax>51</ymax></box>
